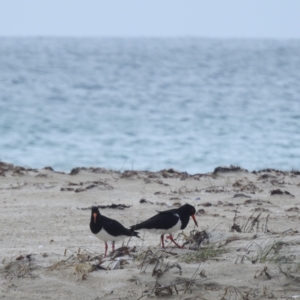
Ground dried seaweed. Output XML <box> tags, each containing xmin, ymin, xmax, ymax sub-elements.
<box><xmin>182</xmin><ymin>230</ymin><xmax>209</xmax><ymax>249</ymax></box>
<box><xmin>139</xmin><ymin>198</ymin><xmax>154</xmax><ymax>204</ymax></box>
<box><xmin>213</xmin><ymin>165</ymin><xmax>248</xmax><ymax>174</ymax></box>
<box><xmin>270</xmin><ymin>189</ymin><xmax>294</xmax><ymax>197</ymax></box>
<box><xmin>231</xmin><ymin>206</ymin><xmax>242</xmax><ymax>233</ymax></box>
<box><xmin>69</xmin><ymin>167</ymin><xmax>111</xmax><ymax>175</ymax></box>
<box><xmin>137</xmin><ymin>250</ymin><xmax>207</xmax><ymax>298</ymax></box>
<box><xmin>110</xmin><ymin>246</ymin><xmax>137</xmax><ymax>259</ymax></box>
<box><xmin>78</xmin><ymin>204</ymin><xmax>131</xmax><ymax>210</ymax></box>
<box><xmin>221</xmin><ymin>285</ymin><xmax>252</xmax><ymax>300</ymax></box>
<box><xmin>61</xmin><ymin>180</ymin><xmax>113</xmax><ymax>192</ymax></box>
<box><xmin>138</xmin><ymin>249</ymin><xmax>178</xmax><ymax>273</ymax></box>
<box><xmin>2</xmin><ymin>254</ymin><xmax>40</xmax><ymax>280</ymax></box>
<box><xmin>254</xmin><ymin>266</ymin><xmax>273</xmax><ymax>280</ymax></box>
<box><xmin>121</xmin><ymin>170</ymin><xmax>139</xmax><ymax>178</ymax></box>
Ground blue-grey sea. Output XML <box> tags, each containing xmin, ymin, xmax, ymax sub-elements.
<box><xmin>0</xmin><ymin>38</ymin><xmax>299</xmax><ymax>174</ymax></box>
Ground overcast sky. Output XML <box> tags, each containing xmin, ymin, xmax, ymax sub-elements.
<box><xmin>1</xmin><ymin>1</ymin><xmax>300</xmax><ymax>38</ymax></box>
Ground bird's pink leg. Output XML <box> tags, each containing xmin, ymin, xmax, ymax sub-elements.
<box><xmin>104</xmin><ymin>242</ymin><xmax>108</xmax><ymax>257</ymax></box>
<box><xmin>160</xmin><ymin>234</ymin><xmax>165</xmax><ymax>248</ymax></box>
<box><xmin>166</xmin><ymin>235</ymin><xmax>184</xmax><ymax>249</ymax></box>
<box><xmin>112</xmin><ymin>241</ymin><xmax>115</xmax><ymax>252</ymax></box>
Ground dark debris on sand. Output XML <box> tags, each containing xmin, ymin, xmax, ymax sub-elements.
<box><xmin>78</xmin><ymin>204</ymin><xmax>131</xmax><ymax>210</ymax></box>
<box><xmin>183</xmin><ymin>230</ymin><xmax>210</xmax><ymax>249</ymax></box>
<box><xmin>270</xmin><ymin>189</ymin><xmax>295</xmax><ymax>197</ymax></box>
<box><xmin>0</xmin><ymin>161</ymin><xmax>38</xmax><ymax>177</ymax></box>
<box><xmin>213</xmin><ymin>165</ymin><xmax>248</xmax><ymax>174</ymax></box>
<box><xmin>70</xmin><ymin>167</ymin><xmax>114</xmax><ymax>175</ymax></box>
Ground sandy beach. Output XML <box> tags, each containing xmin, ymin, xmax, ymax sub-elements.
<box><xmin>1</xmin><ymin>161</ymin><xmax>300</xmax><ymax>299</ymax></box>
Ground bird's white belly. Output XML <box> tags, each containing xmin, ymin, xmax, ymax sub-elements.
<box><xmin>95</xmin><ymin>229</ymin><xmax>128</xmax><ymax>242</ymax></box>
<box><xmin>143</xmin><ymin>219</ymin><xmax>182</xmax><ymax>235</ymax></box>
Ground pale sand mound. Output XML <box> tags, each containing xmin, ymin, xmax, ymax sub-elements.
<box><xmin>1</xmin><ymin>163</ymin><xmax>300</xmax><ymax>299</ymax></box>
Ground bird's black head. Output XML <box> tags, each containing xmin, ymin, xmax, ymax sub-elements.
<box><xmin>179</xmin><ymin>204</ymin><xmax>198</xmax><ymax>227</ymax></box>
<box><xmin>91</xmin><ymin>206</ymin><xmax>100</xmax><ymax>223</ymax></box>
<box><xmin>90</xmin><ymin>206</ymin><xmax>102</xmax><ymax>234</ymax></box>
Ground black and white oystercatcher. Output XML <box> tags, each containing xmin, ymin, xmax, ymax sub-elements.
<box><xmin>130</xmin><ymin>204</ymin><xmax>198</xmax><ymax>248</ymax></box>
<box><xmin>90</xmin><ymin>206</ymin><xmax>140</xmax><ymax>257</ymax></box>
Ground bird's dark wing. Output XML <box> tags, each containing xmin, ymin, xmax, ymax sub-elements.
<box><xmin>101</xmin><ymin>215</ymin><xmax>132</xmax><ymax>237</ymax></box>
<box><xmin>132</xmin><ymin>212</ymin><xmax>179</xmax><ymax>230</ymax></box>
<box><xmin>155</xmin><ymin>208</ymin><xmax>179</xmax><ymax>214</ymax></box>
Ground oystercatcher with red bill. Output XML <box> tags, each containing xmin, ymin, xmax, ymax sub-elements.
<box><xmin>130</xmin><ymin>204</ymin><xmax>198</xmax><ymax>248</ymax></box>
<box><xmin>90</xmin><ymin>206</ymin><xmax>140</xmax><ymax>257</ymax></box>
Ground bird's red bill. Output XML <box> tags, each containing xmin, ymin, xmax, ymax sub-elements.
<box><xmin>93</xmin><ymin>212</ymin><xmax>97</xmax><ymax>223</ymax></box>
<box><xmin>191</xmin><ymin>214</ymin><xmax>198</xmax><ymax>227</ymax></box>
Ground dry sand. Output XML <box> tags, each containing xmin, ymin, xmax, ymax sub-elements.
<box><xmin>1</xmin><ymin>162</ymin><xmax>300</xmax><ymax>299</ymax></box>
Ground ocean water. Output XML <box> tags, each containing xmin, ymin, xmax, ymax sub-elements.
<box><xmin>0</xmin><ymin>37</ymin><xmax>299</xmax><ymax>174</ymax></box>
